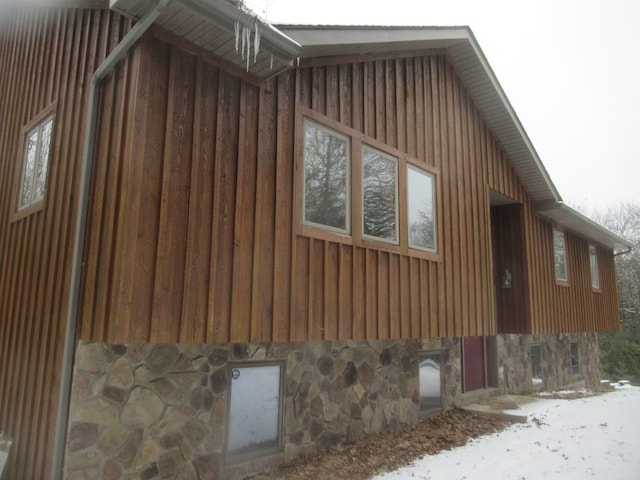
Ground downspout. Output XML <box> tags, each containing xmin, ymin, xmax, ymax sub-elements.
<box><xmin>50</xmin><ymin>0</ymin><xmax>171</xmax><ymax>478</ymax></box>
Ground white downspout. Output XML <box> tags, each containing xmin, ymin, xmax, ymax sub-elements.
<box><xmin>50</xmin><ymin>1</ymin><xmax>172</xmax><ymax>478</ymax></box>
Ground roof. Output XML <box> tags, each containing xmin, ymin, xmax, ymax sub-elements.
<box><xmin>278</xmin><ymin>25</ymin><xmax>629</xmax><ymax>251</ymax></box>
<box><xmin>102</xmin><ymin>6</ymin><xmax>628</xmax><ymax>250</ymax></box>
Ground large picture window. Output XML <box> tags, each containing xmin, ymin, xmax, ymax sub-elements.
<box><xmin>362</xmin><ymin>146</ymin><xmax>398</xmax><ymax>243</ymax></box>
<box><xmin>553</xmin><ymin>229</ymin><xmax>568</xmax><ymax>282</ymax></box>
<box><xmin>407</xmin><ymin>165</ymin><xmax>436</xmax><ymax>252</ymax></box>
<box><xmin>17</xmin><ymin>113</ymin><xmax>54</xmax><ymax>213</ymax></box>
<box><xmin>303</xmin><ymin>119</ymin><xmax>350</xmax><ymax>233</ymax></box>
<box><xmin>298</xmin><ymin>108</ymin><xmax>439</xmax><ymax>257</ymax></box>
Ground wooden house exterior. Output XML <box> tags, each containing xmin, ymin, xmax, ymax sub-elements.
<box><xmin>0</xmin><ymin>2</ymin><xmax>631</xmax><ymax>479</ymax></box>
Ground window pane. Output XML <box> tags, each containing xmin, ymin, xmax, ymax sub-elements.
<box><xmin>531</xmin><ymin>345</ymin><xmax>542</xmax><ymax>385</ymax></box>
<box><xmin>362</xmin><ymin>147</ymin><xmax>397</xmax><ymax>242</ymax></box>
<box><xmin>303</xmin><ymin>120</ymin><xmax>349</xmax><ymax>231</ymax></box>
<box><xmin>34</xmin><ymin>118</ymin><xmax>53</xmax><ymax>203</ymax></box>
<box><xmin>553</xmin><ymin>230</ymin><xmax>567</xmax><ymax>281</ymax></box>
<box><xmin>227</xmin><ymin>364</ymin><xmax>282</xmax><ymax>460</ymax></box>
<box><xmin>590</xmin><ymin>246</ymin><xmax>600</xmax><ymax>289</ymax></box>
<box><xmin>570</xmin><ymin>342</ymin><xmax>579</xmax><ymax>375</ymax></box>
<box><xmin>19</xmin><ymin>129</ymin><xmax>39</xmax><ymax>210</ymax></box>
<box><xmin>419</xmin><ymin>352</ymin><xmax>442</xmax><ymax>412</ymax></box>
<box><xmin>408</xmin><ymin>166</ymin><xmax>436</xmax><ymax>251</ymax></box>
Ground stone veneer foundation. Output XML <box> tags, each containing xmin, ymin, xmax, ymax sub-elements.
<box><xmin>63</xmin><ymin>333</ymin><xmax>599</xmax><ymax>479</ymax></box>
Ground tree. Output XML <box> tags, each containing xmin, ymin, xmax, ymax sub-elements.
<box><xmin>594</xmin><ymin>202</ymin><xmax>640</xmax><ymax>383</ymax></box>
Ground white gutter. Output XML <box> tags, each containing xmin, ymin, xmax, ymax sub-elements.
<box><xmin>50</xmin><ymin>0</ymin><xmax>172</xmax><ymax>478</ymax></box>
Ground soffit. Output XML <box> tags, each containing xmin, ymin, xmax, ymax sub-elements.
<box><xmin>110</xmin><ymin>0</ymin><xmax>301</xmax><ymax>79</ymax></box>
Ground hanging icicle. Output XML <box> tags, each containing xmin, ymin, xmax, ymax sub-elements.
<box><xmin>235</xmin><ymin>21</ymin><xmax>240</xmax><ymax>54</ymax></box>
<box><xmin>270</xmin><ymin>53</ymin><xmax>273</xmax><ymax>70</ymax></box>
<box><xmin>253</xmin><ymin>21</ymin><xmax>260</xmax><ymax>63</ymax></box>
<box><xmin>245</xmin><ymin>26</ymin><xmax>251</xmax><ymax>71</ymax></box>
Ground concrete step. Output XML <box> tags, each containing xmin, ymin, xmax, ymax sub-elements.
<box><xmin>461</xmin><ymin>394</ymin><xmax>537</xmax><ymax>423</ymax></box>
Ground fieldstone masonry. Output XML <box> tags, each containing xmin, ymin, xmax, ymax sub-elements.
<box><xmin>63</xmin><ymin>333</ymin><xmax>597</xmax><ymax>479</ymax></box>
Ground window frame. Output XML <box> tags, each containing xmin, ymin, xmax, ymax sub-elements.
<box><xmin>295</xmin><ymin>106</ymin><xmax>440</xmax><ymax>260</ymax></box>
<box><xmin>589</xmin><ymin>244</ymin><xmax>600</xmax><ymax>291</ymax></box>
<box><xmin>553</xmin><ymin>228</ymin><xmax>569</xmax><ymax>284</ymax></box>
<box><xmin>12</xmin><ymin>104</ymin><xmax>56</xmax><ymax>221</ymax></box>
<box><xmin>224</xmin><ymin>360</ymin><xmax>285</xmax><ymax>465</ymax></box>
<box><xmin>407</xmin><ymin>163</ymin><xmax>437</xmax><ymax>253</ymax></box>
<box><xmin>302</xmin><ymin>118</ymin><xmax>352</xmax><ymax>235</ymax></box>
<box><xmin>361</xmin><ymin>144</ymin><xmax>399</xmax><ymax>245</ymax></box>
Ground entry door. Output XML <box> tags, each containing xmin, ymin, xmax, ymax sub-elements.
<box><xmin>463</xmin><ymin>336</ymin><xmax>495</xmax><ymax>392</ymax></box>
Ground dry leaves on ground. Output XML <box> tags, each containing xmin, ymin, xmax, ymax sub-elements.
<box><xmin>249</xmin><ymin>409</ymin><xmax>510</xmax><ymax>480</ymax></box>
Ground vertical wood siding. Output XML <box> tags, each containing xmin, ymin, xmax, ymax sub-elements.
<box><xmin>78</xmin><ymin>37</ymin><xmax>621</xmax><ymax>347</ymax></box>
<box><xmin>0</xmin><ymin>8</ymin><xmax>132</xmax><ymax>479</ymax></box>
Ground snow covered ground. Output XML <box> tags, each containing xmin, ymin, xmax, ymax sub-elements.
<box><xmin>372</xmin><ymin>384</ymin><xmax>640</xmax><ymax>480</ymax></box>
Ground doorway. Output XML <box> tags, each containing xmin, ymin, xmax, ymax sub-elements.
<box><xmin>462</xmin><ymin>336</ymin><xmax>496</xmax><ymax>392</ymax></box>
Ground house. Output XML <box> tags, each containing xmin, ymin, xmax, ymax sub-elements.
<box><xmin>0</xmin><ymin>1</ymin><xmax>632</xmax><ymax>479</ymax></box>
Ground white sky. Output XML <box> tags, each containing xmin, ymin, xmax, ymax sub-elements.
<box><xmin>246</xmin><ymin>0</ymin><xmax>640</xmax><ymax>214</ymax></box>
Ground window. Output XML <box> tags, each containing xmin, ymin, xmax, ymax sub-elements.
<box><xmin>589</xmin><ymin>245</ymin><xmax>600</xmax><ymax>290</ymax></box>
<box><xmin>17</xmin><ymin>113</ymin><xmax>54</xmax><ymax>213</ymax></box>
<box><xmin>553</xmin><ymin>229</ymin><xmax>568</xmax><ymax>282</ymax></box>
<box><xmin>298</xmin><ymin>108</ymin><xmax>439</xmax><ymax>257</ymax></box>
<box><xmin>362</xmin><ymin>146</ymin><xmax>398</xmax><ymax>243</ymax></box>
<box><xmin>418</xmin><ymin>351</ymin><xmax>443</xmax><ymax>414</ymax></box>
<box><xmin>226</xmin><ymin>362</ymin><xmax>284</xmax><ymax>464</ymax></box>
<box><xmin>407</xmin><ymin>166</ymin><xmax>436</xmax><ymax>252</ymax></box>
<box><xmin>570</xmin><ymin>342</ymin><xmax>579</xmax><ymax>375</ymax></box>
<box><xmin>530</xmin><ymin>344</ymin><xmax>542</xmax><ymax>385</ymax></box>
<box><xmin>303</xmin><ymin>119</ymin><xmax>350</xmax><ymax>233</ymax></box>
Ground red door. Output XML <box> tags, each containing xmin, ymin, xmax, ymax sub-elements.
<box><xmin>463</xmin><ymin>336</ymin><xmax>486</xmax><ymax>392</ymax></box>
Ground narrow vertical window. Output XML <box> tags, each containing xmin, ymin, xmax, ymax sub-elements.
<box><xmin>18</xmin><ymin>115</ymin><xmax>53</xmax><ymax>212</ymax></box>
<box><xmin>362</xmin><ymin>146</ymin><xmax>398</xmax><ymax>243</ymax></box>
<box><xmin>553</xmin><ymin>229</ymin><xmax>567</xmax><ymax>282</ymax></box>
<box><xmin>530</xmin><ymin>344</ymin><xmax>542</xmax><ymax>385</ymax></box>
<box><xmin>408</xmin><ymin>165</ymin><xmax>437</xmax><ymax>252</ymax></box>
<box><xmin>570</xmin><ymin>342</ymin><xmax>580</xmax><ymax>375</ymax></box>
<box><xmin>589</xmin><ymin>245</ymin><xmax>600</xmax><ymax>290</ymax></box>
<box><xmin>303</xmin><ymin>119</ymin><xmax>350</xmax><ymax>233</ymax></box>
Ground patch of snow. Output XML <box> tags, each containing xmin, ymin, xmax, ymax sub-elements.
<box><xmin>371</xmin><ymin>386</ymin><xmax>640</xmax><ymax>480</ymax></box>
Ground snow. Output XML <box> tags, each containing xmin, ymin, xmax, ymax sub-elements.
<box><xmin>372</xmin><ymin>385</ymin><xmax>640</xmax><ymax>480</ymax></box>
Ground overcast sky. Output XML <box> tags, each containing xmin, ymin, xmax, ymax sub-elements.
<box><xmin>246</xmin><ymin>0</ymin><xmax>640</xmax><ymax>214</ymax></box>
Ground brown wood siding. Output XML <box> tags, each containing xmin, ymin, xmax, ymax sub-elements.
<box><xmin>0</xmin><ymin>8</ymin><xmax>133</xmax><ymax>479</ymax></box>
<box><xmin>76</xmin><ymin>35</ymin><xmax>622</xmax><ymax>348</ymax></box>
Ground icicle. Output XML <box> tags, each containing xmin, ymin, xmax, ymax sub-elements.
<box><xmin>253</xmin><ymin>21</ymin><xmax>260</xmax><ymax>63</ymax></box>
<box><xmin>245</xmin><ymin>27</ymin><xmax>251</xmax><ymax>71</ymax></box>
<box><xmin>297</xmin><ymin>57</ymin><xmax>300</xmax><ymax>67</ymax></box>
<box><xmin>234</xmin><ymin>22</ymin><xmax>240</xmax><ymax>54</ymax></box>
<box><xmin>240</xmin><ymin>25</ymin><xmax>247</xmax><ymax>60</ymax></box>
<box><xmin>270</xmin><ymin>53</ymin><xmax>273</xmax><ymax>70</ymax></box>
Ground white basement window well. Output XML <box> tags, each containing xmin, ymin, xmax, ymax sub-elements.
<box><xmin>418</xmin><ymin>351</ymin><xmax>443</xmax><ymax>415</ymax></box>
<box><xmin>225</xmin><ymin>361</ymin><xmax>284</xmax><ymax>464</ymax></box>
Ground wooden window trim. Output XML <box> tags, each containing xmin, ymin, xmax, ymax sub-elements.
<box><xmin>11</xmin><ymin>103</ymin><xmax>57</xmax><ymax>222</ymax></box>
<box><xmin>295</xmin><ymin>105</ymin><xmax>441</xmax><ymax>262</ymax></box>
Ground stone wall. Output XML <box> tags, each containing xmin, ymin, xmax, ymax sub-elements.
<box><xmin>496</xmin><ymin>332</ymin><xmax>601</xmax><ymax>394</ymax></box>
<box><xmin>64</xmin><ymin>338</ymin><xmax>460</xmax><ymax>480</ymax></box>
<box><xmin>63</xmin><ymin>333</ymin><xmax>598</xmax><ymax>479</ymax></box>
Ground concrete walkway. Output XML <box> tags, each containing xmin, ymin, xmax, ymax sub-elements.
<box><xmin>461</xmin><ymin>394</ymin><xmax>539</xmax><ymax>423</ymax></box>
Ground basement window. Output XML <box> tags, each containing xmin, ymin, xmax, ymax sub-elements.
<box><xmin>570</xmin><ymin>342</ymin><xmax>580</xmax><ymax>375</ymax></box>
<box><xmin>418</xmin><ymin>351</ymin><xmax>443</xmax><ymax>414</ymax></box>
<box><xmin>225</xmin><ymin>362</ymin><xmax>284</xmax><ymax>464</ymax></box>
<box><xmin>530</xmin><ymin>344</ymin><xmax>542</xmax><ymax>385</ymax></box>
